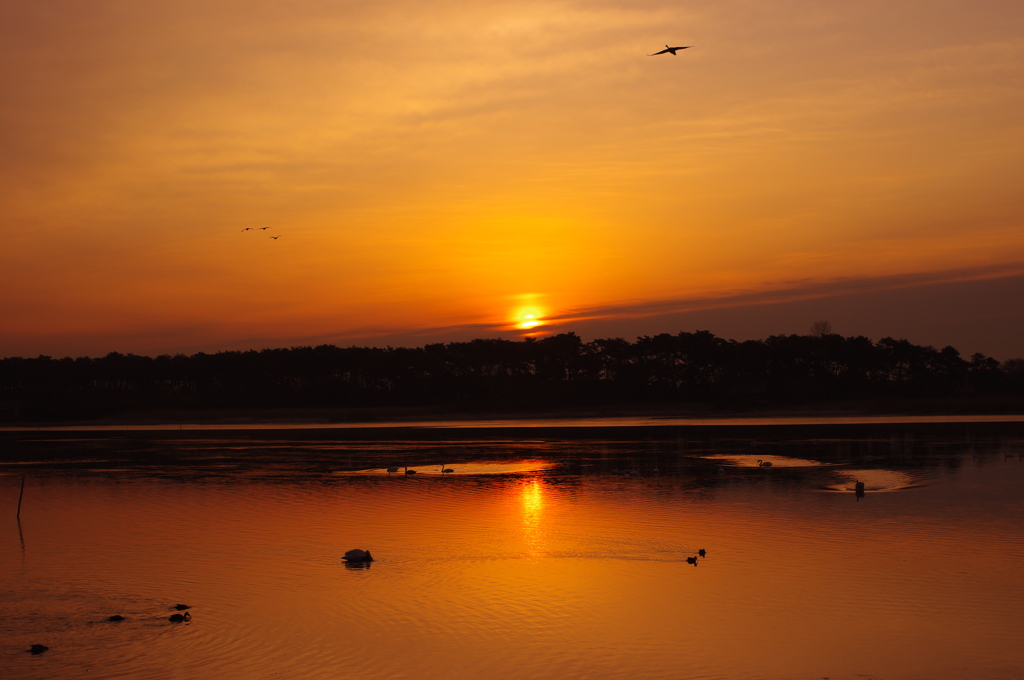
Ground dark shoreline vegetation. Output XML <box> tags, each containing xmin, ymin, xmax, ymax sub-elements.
<box><xmin>1</xmin><ymin>330</ymin><xmax>1023</xmax><ymax>423</ymax></box>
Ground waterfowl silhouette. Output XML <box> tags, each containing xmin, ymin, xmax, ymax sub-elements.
<box><xmin>698</xmin><ymin>548</ymin><xmax>706</xmax><ymax>557</ymax></box>
<box><xmin>258</xmin><ymin>226</ymin><xmax>271</xmax><ymax>230</ymax></box>
<box><xmin>757</xmin><ymin>460</ymin><xmax>773</xmax><ymax>467</ymax></box>
<box><xmin>344</xmin><ymin>549</ymin><xmax>374</xmax><ymax>563</ymax></box>
<box><xmin>386</xmin><ymin>466</ymin><xmax>399</xmax><ymax>474</ymax></box>
<box><xmin>405</xmin><ymin>467</ymin><xmax>417</xmax><ymax>475</ymax></box>
<box><xmin>441</xmin><ymin>464</ymin><xmax>454</xmax><ymax>474</ymax></box>
<box><xmin>168</xmin><ymin>612</ymin><xmax>191</xmax><ymax>623</ymax></box>
<box><xmin>173</xmin><ymin>604</ymin><xmax>191</xmax><ymax>611</ymax></box>
<box><xmin>649</xmin><ymin>45</ymin><xmax>691</xmax><ymax>56</ymax></box>
<box><xmin>28</xmin><ymin>644</ymin><xmax>49</xmax><ymax>655</ymax></box>
<box><xmin>107</xmin><ymin>615</ymin><xmax>125</xmax><ymax>622</ymax></box>
<box><xmin>686</xmin><ymin>556</ymin><xmax>698</xmax><ymax>565</ymax></box>
<box><xmin>241</xmin><ymin>227</ymin><xmax>254</xmax><ymax>232</ymax></box>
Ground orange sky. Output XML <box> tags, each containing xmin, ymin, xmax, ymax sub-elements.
<box><xmin>2</xmin><ymin>0</ymin><xmax>1023</xmax><ymax>358</ymax></box>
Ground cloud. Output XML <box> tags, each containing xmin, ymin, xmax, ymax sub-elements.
<box><xmin>547</xmin><ymin>262</ymin><xmax>1024</xmax><ymax>325</ymax></box>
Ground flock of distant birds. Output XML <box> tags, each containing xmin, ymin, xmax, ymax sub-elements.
<box><xmin>385</xmin><ymin>464</ymin><xmax>453</xmax><ymax>475</ymax></box>
<box><xmin>26</xmin><ymin>605</ymin><xmax>192</xmax><ymax>655</ymax></box>
<box><xmin>231</xmin><ymin>44</ymin><xmax>688</xmax><ymax>241</ymax></box>
<box><xmin>241</xmin><ymin>226</ymin><xmax>281</xmax><ymax>240</ymax></box>
<box><xmin>380</xmin><ymin>458</ymin><xmax>870</xmax><ymax>496</ymax></box>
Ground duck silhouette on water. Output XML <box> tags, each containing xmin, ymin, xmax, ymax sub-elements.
<box><xmin>169</xmin><ymin>612</ymin><xmax>191</xmax><ymax>623</ymax></box>
<box><xmin>27</xmin><ymin>644</ymin><xmax>48</xmax><ymax>655</ymax></box>
<box><xmin>344</xmin><ymin>549</ymin><xmax>374</xmax><ymax>563</ymax></box>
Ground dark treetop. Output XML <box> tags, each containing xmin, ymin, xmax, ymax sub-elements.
<box><xmin>1</xmin><ymin>331</ymin><xmax>1021</xmax><ymax>421</ymax></box>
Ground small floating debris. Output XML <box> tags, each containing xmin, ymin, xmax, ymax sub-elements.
<box><xmin>169</xmin><ymin>612</ymin><xmax>191</xmax><ymax>623</ymax></box>
<box><xmin>28</xmin><ymin>644</ymin><xmax>49</xmax><ymax>655</ymax></box>
<box><xmin>173</xmin><ymin>604</ymin><xmax>191</xmax><ymax>611</ymax></box>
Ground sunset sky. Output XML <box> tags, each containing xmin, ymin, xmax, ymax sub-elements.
<box><xmin>3</xmin><ymin>0</ymin><xmax>1023</xmax><ymax>359</ymax></box>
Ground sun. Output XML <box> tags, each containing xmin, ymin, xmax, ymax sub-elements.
<box><xmin>510</xmin><ymin>295</ymin><xmax>546</xmax><ymax>332</ymax></box>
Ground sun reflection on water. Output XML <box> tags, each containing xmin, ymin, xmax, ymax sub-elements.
<box><xmin>520</xmin><ymin>480</ymin><xmax>544</xmax><ymax>558</ymax></box>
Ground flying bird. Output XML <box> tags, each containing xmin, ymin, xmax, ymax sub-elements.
<box><xmin>241</xmin><ymin>227</ymin><xmax>254</xmax><ymax>232</ymax></box>
<box><xmin>649</xmin><ymin>45</ymin><xmax>691</xmax><ymax>56</ymax></box>
<box><xmin>269</xmin><ymin>235</ymin><xmax>281</xmax><ymax>239</ymax></box>
<box><xmin>258</xmin><ymin>227</ymin><xmax>271</xmax><ymax>230</ymax></box>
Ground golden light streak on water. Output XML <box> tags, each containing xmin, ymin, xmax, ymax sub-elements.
<box><xmin>520</xmin><ymin>480</ymin><xmax>545</xmax><ymax>558</ymax></box>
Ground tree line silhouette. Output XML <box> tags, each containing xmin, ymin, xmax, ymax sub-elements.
<box><xmin>1</xmin><ymin>330</ymin><xmax>1022</xmax><ymax>421</ymax></box>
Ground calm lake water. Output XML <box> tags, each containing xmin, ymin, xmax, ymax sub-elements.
<box><xmin>2</xmin><ymin>420</ymin><xmax>1024</xmax><ymax>679</ymax></box>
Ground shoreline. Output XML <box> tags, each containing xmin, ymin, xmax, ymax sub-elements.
<box><xmin>4</xmin><ymin>412</ymin><xmax>1024</xmax><ymax>433</ymax></box>
<box><xmin>3</xmin><ymin>396</ymin><xmax>1024</xmax><ymax>430</ymax></box>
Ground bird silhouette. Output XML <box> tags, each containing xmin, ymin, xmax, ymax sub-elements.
<box><xmin>173</xmin><ymin>604</ymin><xmax>191</xmax><ymax>611</ymax></box>
<box><xmin>269</xmin><ymin>235</ymin><xmax>281</xmax><ymax>240</ymax></box>
<box><xmin>258</xmin><ymin>227</ymin><xmax>271</xmax><ymax>230</ymax></box>
<box><xmin>386</xmin><ymin>466</ymin><xmax>399</xmax><ymax>474</ymax></box>
<box><xmin>28</xmin><ymin>645</ymin><xmax>49</xmax><ymax>655</ymax></box>
<box><xmin>168</xmin><ymin>612</ymin><xmax>191</xmax><ymax>623</ymax></box>
<box><xmin>344</xmin><ymin>549</ymin><xmax>374</xmax><ymax>562</ymax></box>
<box><xmin>405</xmin><ymin>467</ymin><xmax>417</xmax><ymax>475</ymax></box>
<box><xmin>107</xmin><ymin>615</ymin><xmax>125</xmax><ymax>622</ymax></box>
<box><xmin>441</xmin><ymin>463</ymin><xmax>454</xmax><ymax>474</ymax></box>
<box><xmin>757</xmin><ymin>460</ymin><xmax>773</xmax><ymax>467</ymax></box>
<box><xmin>241</xmin><ymin>227</ymin><xmax>254</xmax><ymax>232</ymax></box>
<box><xmin>649</xmin><ymin>45</ymin><xmax>692</xmax><ymax>56</ymax></box>
<box><xmin>686</xmin><ymin>556</ymin><xmax>698</xmax><ymax>565</ymax></box>
<box><xmin>698</xmin><ymin>548</ymin><xmax>706</xmax><ymax>557</ymax></box>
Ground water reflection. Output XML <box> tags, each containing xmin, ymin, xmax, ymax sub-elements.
<box><xmin>698</xmin><ymin>453</ymin><xmax>840</xmax><ymax>468</ymax></box>
<box><xmin>520</xmin><ymin>480</ymin><xmax>545</xmax><ymax>558</ymax></box>
<box><xmin>824</xmin><ymin>469</ymin><xmax>923</xmax><ymax>493</ymax></box>
<box><xmin>2</xmin><ymin>427</ymin><xmax>1024</xmax><ymax>679</ymax></box>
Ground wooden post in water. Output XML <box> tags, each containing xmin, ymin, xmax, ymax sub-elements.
<box><xmin>16</xmin><ymin>475</ymin><xmax>26</xmax><ymax>520</ymax></box>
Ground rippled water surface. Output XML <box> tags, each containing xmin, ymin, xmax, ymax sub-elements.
<box><xmin>2</xmin><ymin>423</ymin><xmax>1024</xmax><ymax>679</ymax></box>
